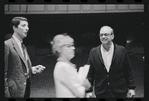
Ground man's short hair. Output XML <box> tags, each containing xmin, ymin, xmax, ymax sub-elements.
<box><xmin>100</xmin><ymin>26</ymin><xmax>114</xmax><ymax>35</ymax></box>
<box><xmin>10</xmin><ymin>17</ymin><xmax>28</xmax><ymax>28</ymax></box>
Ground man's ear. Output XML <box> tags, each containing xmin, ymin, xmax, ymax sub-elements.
<box><xmin>13</xmin><ymin>26</ymin><xmax>16</xmax><ymax>31</ymax></box>
<box><xmin>112</xmin><ymin>34</ymin><xmax>114</xmax><ymax>40</ymax></box>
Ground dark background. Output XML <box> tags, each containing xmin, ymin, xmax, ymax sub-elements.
<box><xmin>4</xmin><ymin>13</ymin><xmax>144</xmax><ymax>48</ymax></box>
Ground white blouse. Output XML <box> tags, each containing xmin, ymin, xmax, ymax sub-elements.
<box><xmin>53</xmin><ymin>61</ymin><xmax>86</xmax><ymax>98</ymax></box>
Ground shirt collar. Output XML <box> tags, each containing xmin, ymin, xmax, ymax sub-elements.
<box><xmin>101</xmin><ymin>42</ymin><xmax>114</xmax><ymax>53</ymax></box>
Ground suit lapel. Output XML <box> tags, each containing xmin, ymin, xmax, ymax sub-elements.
<box><xmin>111</xmin><ymin>44</ymin><xmax>117</xmax><ymax>65</ymax></box>
<box><xmin>11</xmin><ymin>38</ymin><xmax>28</xmax><ymax>68</ymax></box>
<box><xmin>109</xmin><ymin>44</ymin><xmax>117</xmax><ymax>72</ymax></box>
<box><xmin>97</xmin><ymin>45</ymin><xmax>104</xmax><ymax>65</ymax></box>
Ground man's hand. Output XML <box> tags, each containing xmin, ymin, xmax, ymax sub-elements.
<box><xmin>127</xmin><ymin>89</ymin><xmax>135</xmax><ymax>98</ymax></box>
<box><xmin>32</xmin><ymin>65</ymin><xmax>46</xmax><ymax>74</ymax></box>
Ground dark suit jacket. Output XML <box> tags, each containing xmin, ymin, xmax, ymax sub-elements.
<box><xmin>87</xmin><ymin>44</ymin><xmax>136</xmax><ymax>98</ymax></box>
<box><xmin>4</xmin><ymin>37</ymin><xmax>32</xmax><ymax>98</ymax></box>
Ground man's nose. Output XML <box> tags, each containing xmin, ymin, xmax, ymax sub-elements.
<box><xmin>26</xmin><ymin>27</ymin><xmax>29</xmax><ymax>31</ymax></box>
<box><xmin>72</xmin><ymin>46</ymin><xmax>75</xmax><ymax>50</ymax></box>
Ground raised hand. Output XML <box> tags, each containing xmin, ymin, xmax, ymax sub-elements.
<box><xmin>32</xmin><ymin>65</ymin><xmax>46</xmax><ymax>74</ymax></box>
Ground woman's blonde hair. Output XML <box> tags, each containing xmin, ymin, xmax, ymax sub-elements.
<box><xmin>51</xmin><ymin>33</ymin><xmax>73</xmax><ymax>57</ymax></box>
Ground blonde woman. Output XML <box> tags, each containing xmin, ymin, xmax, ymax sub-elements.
<box><xmin>51</xmin><ymin>34</ymin><xmax>90</xmax><ymax>98</ymax></box>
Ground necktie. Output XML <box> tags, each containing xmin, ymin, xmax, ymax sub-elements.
<box><xmin>21</xmin><ymin>42</ymin><xmax>29</xmax><ymax>75</ymax></box>
<box><xmin>21</xmin><ymin>43</ymin><xmax>26</xmax><ymax>60</ymax></box>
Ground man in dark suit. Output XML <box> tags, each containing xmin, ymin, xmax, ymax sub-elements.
<box><xmin>86</xmin><ymin>26</ymin><xmax>136</xmax><ymax>98</ymax></box>
<box><xmin>4</xmin><ymin>17</ymin><xmax>46</xmax><ymax>98</ymax></box>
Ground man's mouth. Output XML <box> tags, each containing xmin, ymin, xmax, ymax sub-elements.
<box><xmin>102</xmin><ymin>39</ymin><xmax>107</xmax><ymax>42</ymax></box>
<box><xmin>70</xmin><ymin>52</ymin><xmax>74</xmax><ymax>55</ymax></box>
<box><xmin>24</xmin><ymin>32</ymin><xmax>28</xmax><ymax>35</ymax></box>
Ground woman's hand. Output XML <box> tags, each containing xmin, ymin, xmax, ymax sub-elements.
<box><xmin>82</xmin><ymin>79</ymin><xmax>91</xmax><ymax>91</ymax></box>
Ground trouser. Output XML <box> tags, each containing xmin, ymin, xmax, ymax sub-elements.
<box><xmin>24</xmin><ymin>78</ymin><xmax>31</xmax><ymax>98</ymax></box>
<box><xmin>106</xmin><ymin>92</ymin><xmax>114</xmax><ymax>98</ymax></box>
<box><xmin>96</xmin><ymin>92</ymin><xmax>127</xmax><ymax>98</ymax></box>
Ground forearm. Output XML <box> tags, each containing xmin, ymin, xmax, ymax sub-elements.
<box><xmin>86</xmin><ymin>66</ymin><xmax>94</xmax><ymax>92</ymax></box>
<box><xmin>124</xmin><ymin>52</ymin><xmax>136</xmax><ymax>89</ymax></box>
<box><xmin>87</xmin><ymin>53</ymin><xmax>95</xmax><ymax>92</ymax></box>
<box><xmin>124</xmin><ymin>65</ymin><xmax>136</xmax><ymax>89</ymax></box>
<box><xmin>86</xmin><ymin>74</ymin><xmax>94</xmax><ymax>93</ymax></box>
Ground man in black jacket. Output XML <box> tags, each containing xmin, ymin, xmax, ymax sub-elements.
<box><xmin>86</xmin><ymin>26</ymin><xmax>136</xmax><ymax>98</ymax></box>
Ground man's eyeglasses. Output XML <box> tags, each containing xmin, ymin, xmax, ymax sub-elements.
<box><xmin>62</xmin><ymin>44</ymin><xmax>74</xmax><ymax>48</ymax></box>
<box><xmin>100</xmin><ymin>33</ymin><xmax>112</xmax><ymax>37</ymax></box>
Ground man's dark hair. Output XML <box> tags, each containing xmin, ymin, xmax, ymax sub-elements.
<box><xmin>10</xmin><ymin>17</ymin><xmax>28</xmax><ymax>28</ymax></box>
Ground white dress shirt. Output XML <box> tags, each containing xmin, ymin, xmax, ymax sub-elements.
<box><xmin>12</xmin><ymin>35</ymin><xmax>24</xmax><ymax>57</ymax></box>
<box><xmin>101</xmin><ymin>42</ymin><xmax>114</xmax><ymax>72</ymax></box>
<box><xmin>54</xmin><ymin>61</ymin><xmax>86</xmax><ymax>98</ymax></box>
